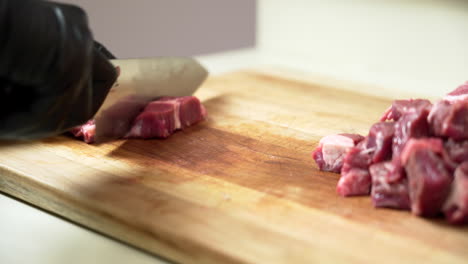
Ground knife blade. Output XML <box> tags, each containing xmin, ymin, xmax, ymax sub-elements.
<box><xmin>93</xmin><ymin>57</ymin><xmax>208</xmax><ymax>143</ymax></box>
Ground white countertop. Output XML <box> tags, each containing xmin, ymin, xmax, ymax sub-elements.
<box><xmin>0</xmin><ymin>194</ymin><xmax>165</xmax><ymax>264</ymax></box>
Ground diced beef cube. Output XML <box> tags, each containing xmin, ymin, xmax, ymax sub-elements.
<box><xmin>405</xmin><ymin>146</ymin><xmax>453</xmax><ymax>217</ymax></box>
<box><xmin>177</xmin><ymin>97</ymin><xmax>207</xmax><ymax>129</ymax></box>
<box><xmin>444</xmin><ymin>138</ymin><xmax>468</xmax><ymax>164</ymax></box>
<box><xmin>337</xmin><ymin>144</ymin><xmax>373</xmax><ymax>196</ymax></box>
<box><xmin>341</xmin><ymin>133</ymin><xmax>365</xmax><ymax>144</ymax></box>
<box><xmin>401</xmin><ymin>137</ymin><xmax>460</xmax><ymax>173</ymax></box>
<box><xmin>380</xmin><ymin>99</ymin><xmax>432</xmax><ymax>122</ymax></box>
<box><xmin>392</xmin><ymin>109</ymin><xmax>430</xmax><ymax>159</ymax></box>
<box><xmin>69</xmin><ymin>120</ymin><xmax>96</xmax><ymax>143</ymax></box>
<box><xmin>400</xmin><ymin>138</ymin><xmax>444</xmax><ymax>165</ymax></box>
<box><xmin>126</xmin><ymin>96</ymin><xmax>206</xmax><ymax>139</ymax></box>
<box><xmin>337</xmin><ymin>168</ymin><xmax>372</xmax><ymax>197</ymax></box>
<box><xmin>443</xmin><ymin>162</ymin><xmax>468</xmax><ymax>225</ymax></box>
<box><xmin>428</xmin><ymin>100</ymin><xmax>468</xmax><ymax>140</ymax></box>
<box><xmin>312</xmin><ymin>133</ymin><xmax>364</xmax><ymax>173</ymax></box>
<box><xmin>399</xmin><ymin>137</ymin><xmax>458</xmax><ymax>176</ymax></box>
<box><xmin>379</xmin><ymin>100</ymin><xmax>432</xmax><ymax>182</ymax></box>
<box><xmin>370</xmin><ymin>161</ymin><xmax>410</xmax><ymax>210</ymax></box>
<box><xmin>428</xmin><ymin>100</ymin><xmax>451</xmax><ymax>135</ymax></box>
<box><xmin>126</xmin><ymin>101</ymin><xmax>177</xmax><ymax>139</ymax></box>
<box><xmin>94</xmin><ymin>96</ymin><xmax>149</xmax><ymax>140</ymax></box>
<box><xmin>366</xmin><ymin>122</ymin><xmax>395</xmax><ymax>163</ymax></box>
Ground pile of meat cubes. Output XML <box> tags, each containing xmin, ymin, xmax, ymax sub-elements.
<box><xmin>312</xmin><ymin>82</ymin><xmax>468</xmax><ymax>225</ymax></box>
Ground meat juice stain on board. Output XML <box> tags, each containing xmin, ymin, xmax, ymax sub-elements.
<box><xmin>107</xmin><ymin>125</ymin><xmax>387</xmax><ymax>220</ymax></box>
<box><xmin>66</xmin><ymin>108</ymin><xmax>412</xmax><ymax>227</ymax></box>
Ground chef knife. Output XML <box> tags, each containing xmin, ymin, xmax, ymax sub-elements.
<box><xmin>93</xmin><ymin>57</ymin><xmax>208</xmax><ymax>143</ymax></box>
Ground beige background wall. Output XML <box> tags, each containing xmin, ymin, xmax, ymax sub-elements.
<box><xmin>53</xmin><ymin>0</ymin><xmax>468</xmax><ymax>96</ymax></box>
<box><xmin>257</xmin><ymin>0</ymin><xmax>468</xmax><ymax>96</ymax></box>
<box><xmin>57</xmin><ymin>0</ymin><xmax>257</xmax><ymax>58</ymax></box>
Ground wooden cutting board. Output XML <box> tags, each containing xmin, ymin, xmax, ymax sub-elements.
<box><xmin>0</xmin><ymin>69</ymin><xmax>467</xmax><ymax>264</ymax></box>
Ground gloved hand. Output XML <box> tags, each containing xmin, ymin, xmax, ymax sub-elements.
<box><xmin>0</xmin><ymin>0</ymin><xmax>117</xmax><ymax>140</ymax></box>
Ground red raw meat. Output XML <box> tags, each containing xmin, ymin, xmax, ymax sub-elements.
<box><xmin>405</xmin><ymin>146</ymin><xmax>453</xmax><ymax>217</ymax></box>
<box><xmin>125</xmin><ymin>101</ymin><xmax>177</xmax><ymax>139</ymax></box>
<box><xmin>400</xmin><ymin>138</ymin><xmax>444</xmax><ymax>165</ymax></box>
<box><xmin>428</xmin><ymin>100</ymin><xmax>468</xmax><ymax>140</ymax></box>
<box><xmin>70</xmin><ymin>96</ymin><xmax>206</xmax><ymax>143</ymax></box>
<box><xmin>370</xmin><ymin>161</ymin><xmax>410</xmax><ymax>210</ymax></box>
<box><xmin>175</xmin><ymin>96</ymin><xmax>208</xmax><ymax>129</ymax></box>
<box><xmin>366</xmin><ymin>122</ymin><xmax>395</xmax><ymax>163</ymax></box>
<box><xmin>400</xmin><ymin>137</ymin><xmax>458</xmax><ymax>173</ymax></box>
<box><xmin>444</xmin><ymin>138</ymin><xmax>468</xmax><ymax>164</ymax></box>
<box><xmin>443</xmin><ymin>162</ymin><xmax>468</xmax><ymax>225</ymax></box>
<box><xmin>336</xmin><ymin>166</ymin><xmax>372</xmax><ymax>197</ymax></box>
<box><xmin>337</xmin><ymin>142</ymin><xmax>373</xmax><ymax>196</ymax></box>
<box><xmin>312</xmin><ymin>133</ymin><xmax>364</xmax><ymax>173</ymax></box>
<box><xmin>311</xmin><ymin>81</ymin><xmax>468</xmax><ymax>225</ymax></box>
<box><xmin>380</xmin><ymin>99</ymin><xmax>432</xmax><ymax>122</ymax></box>
<box><xmin>428</xmin><ymin>82</ymin><xmax>468</xmax><ymax>140</ymax></box>
<box><xmin>392</xmin><ymin>109</ymin><xmax>431</xmax><ymax>159</ymax></box>
<box><xmin>126</xmin><ymin>96</ymin><xmax>206</xmax><ymax>139</ymax></box>
<box><xmin>444</xmin><ymin>81</ymin><xmax>468</xmax><ymax>102</ymax></box>
<box><xmin>69</xmin><ymin>120</ymin><xmax>95</xmax><ymax>144</ymax></box>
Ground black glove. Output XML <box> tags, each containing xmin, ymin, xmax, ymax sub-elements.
<box><xmin>0</xmin><ymin>0</ymin><xmax>117</xmax><ymax>140</ymax></box>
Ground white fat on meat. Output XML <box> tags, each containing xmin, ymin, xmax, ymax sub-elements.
<box><xmin>320</xmin><ymin>134</ymin><xmax>356</xmax><ymax>169</ymax></box>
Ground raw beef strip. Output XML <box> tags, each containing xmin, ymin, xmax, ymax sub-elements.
<box><xmin>404</xmin><ymin>142</ymin><xmax>453</xmax><ymax>217</ymax></box>
<box><xmin>70</xmin><ymin>96</ymin><xmax>206</xmax><ymax>143</ymax></box>
<box><xmin>443</xmin><ymin>162</ymin><xmax>468</xmax><ymax>224</ymax></box>
<box><xmin>428</xmin><ymin>100</ymin><xmax>468</xmax><ymax>140</ymax></box>
<box><xmin>312</xmin><ymin>133</ymin><xmax>364</xmax><ymax>173</ymax></box>
<box><xmin>366</xmin><ymin>122</ymin><xmax>395</xmax><ymax>163</ymax></box>
<box><xmin>337</xmin><ymin>141</ymin><xmax>373</xmax><ymax>196</ymax></box>
<box><xmin>380</xmin><ymin>99</ymin><xmax>432</xmax><ymax>122</ymax></box>
<box><xmin>444</xmin><ymin>138</ymin><xmax>468</xmax><ymax>164</ymax></box>
<box><xmin>370</xmin><ymin>161</ymin><xmax>410</xmax><ymax>210</ymax></box>
<box><xmin>126</xmin><ymin>96</ymin><xmax>206</xmax><ymax>139</ymax></box>
<box><xmin>69</xmin><ymin>120</ymin><xmax>95</xmax><ymax>144</ymax></box>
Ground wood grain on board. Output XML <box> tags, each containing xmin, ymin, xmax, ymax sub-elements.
<box><xmin>1</xmin><ymin>70</ymin><xmax>466</xmax><ymax>264</ymax></box>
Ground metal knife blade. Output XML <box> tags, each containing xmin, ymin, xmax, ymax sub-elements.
<box><xmin>93</xmin><ymin>57</ymin><xmax>208</xmax><ymax>143</ymax></box>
